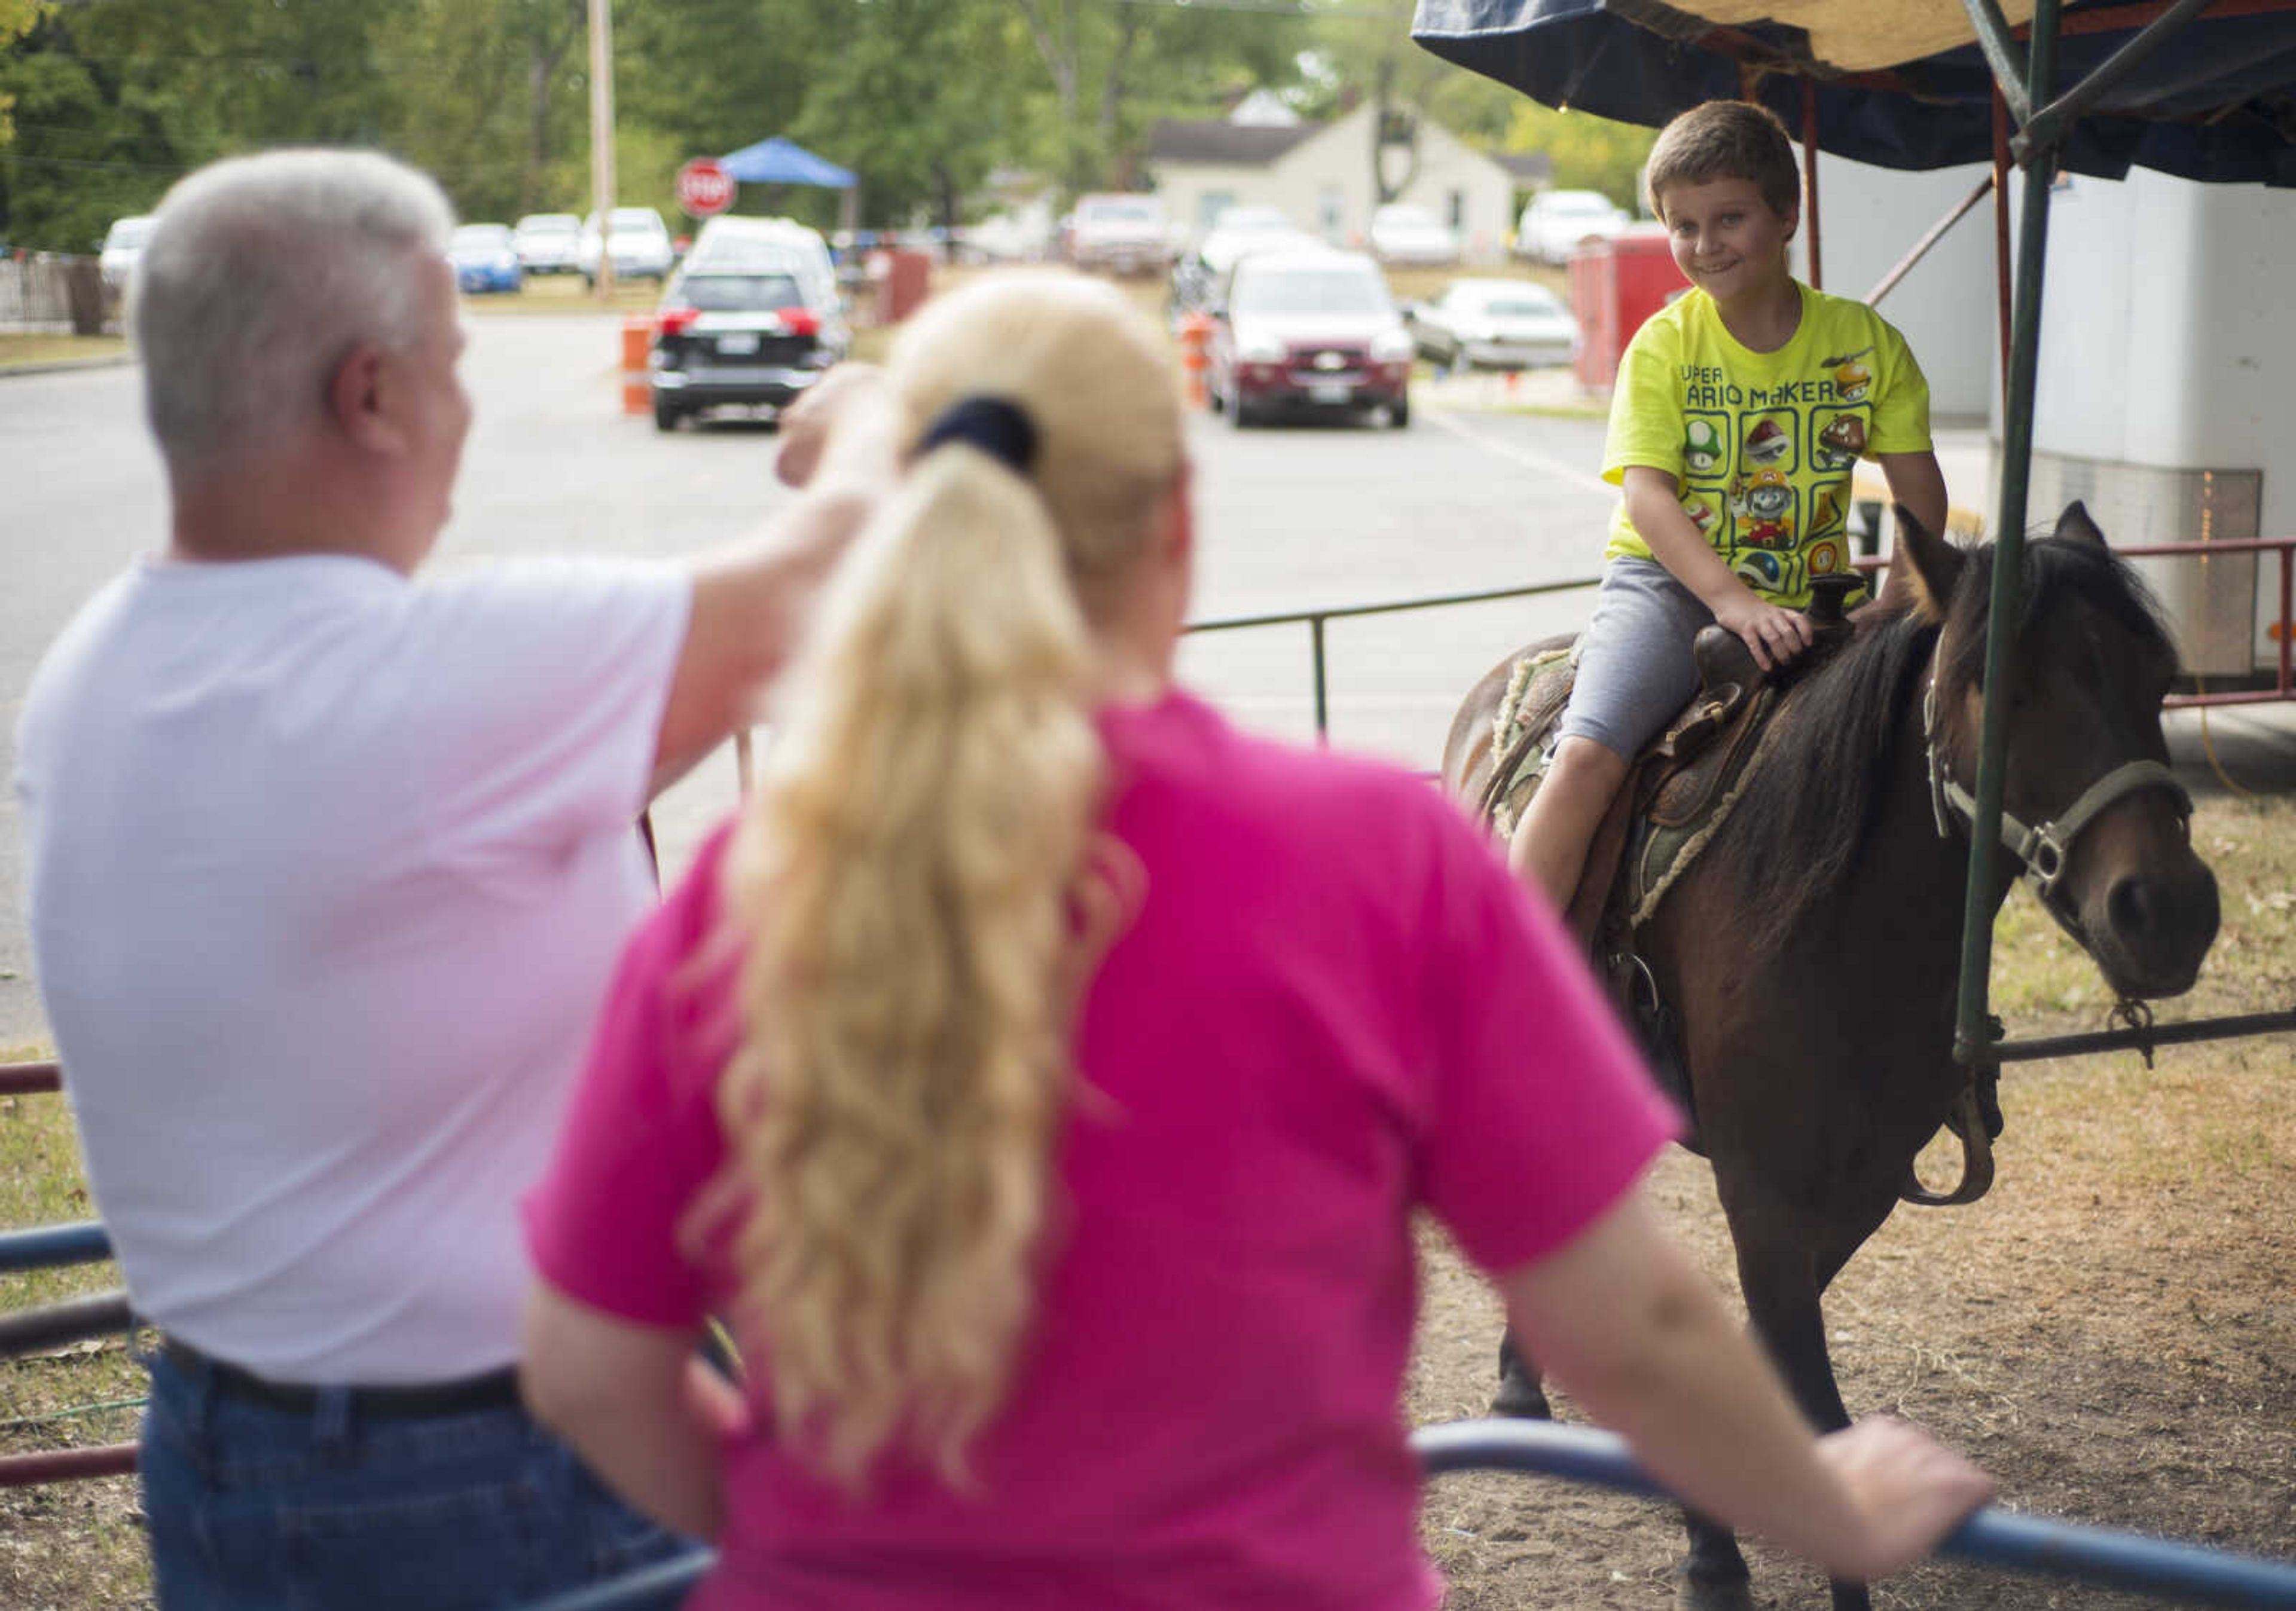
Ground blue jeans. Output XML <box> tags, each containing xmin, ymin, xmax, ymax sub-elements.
<box><xmin>141</xmin><ymin>1343</ymin><xmax>701</xmax><ymax>1611</ymax></box>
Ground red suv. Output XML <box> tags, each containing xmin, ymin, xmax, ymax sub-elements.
<box><xmin>1207</xmin><ymin>248</ymin><xmax>1414</xmax><ymax>430</ymax></box>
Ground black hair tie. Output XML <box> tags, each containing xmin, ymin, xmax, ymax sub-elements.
<box><xmin>917</xmin><ymin>395</ymin><xmax>1039</xmax><ymax>476</ymax></box>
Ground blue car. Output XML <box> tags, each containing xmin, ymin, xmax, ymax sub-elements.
<box><xmin>449</xmin><ymin>224</ymin><xmax>524</xmax><ymax>295</ymax></box>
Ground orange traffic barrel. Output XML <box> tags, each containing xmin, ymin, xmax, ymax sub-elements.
<box><xmin>1177</xmin><ymin>312</ymin><xmax>1213</xmax><ymax>408</ymax></box>
<box><xmin>621</xmin><ymin>316</ymin><xmax>652</xmax><ymax>416</ymax></box>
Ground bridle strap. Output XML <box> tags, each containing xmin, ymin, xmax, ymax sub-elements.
<box><xmin>1923</xmin><ymin>679</ymin><xmax>2193</xmax><ymax>915</ymax></box>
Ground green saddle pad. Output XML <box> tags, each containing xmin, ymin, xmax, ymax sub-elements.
<box><xmin>1476</xmin><ymin>646</ymin><xmax>1782</xmax><ymax>934</ymax></box>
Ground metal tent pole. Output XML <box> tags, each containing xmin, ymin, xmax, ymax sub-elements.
<box><xmin>1952</xmin><ymin>0</ymin><xmax>2062</xmax><ymax>1065</ymax></box>
<box><xmin>1800</xmin><ymin>77</ymin><xmax>1822</xmax><ymax>290</ymax></box>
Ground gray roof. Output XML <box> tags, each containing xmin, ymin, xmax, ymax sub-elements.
<box><xmin>1495</xmin><ymin>151</ymin><xmax>1556</xmax><ymax>182</ymax></box>
<box><xmin>1147</xmin><ymin>119</ymin><xmax>1319</xmax><ymax>168</ymax></box>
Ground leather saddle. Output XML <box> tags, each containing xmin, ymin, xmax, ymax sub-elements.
<box><xmin>1479</xmin><ymin>589</ymin><xmax>1855</xmax><ymax>950</ymax></box>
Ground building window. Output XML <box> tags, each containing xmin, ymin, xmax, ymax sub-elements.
<box><xmin>1448</xmin><ymin>188</ymin><xmax>1467</xmax><ymax>229</ymax></box>
<box><xmin>1198</xmin><ymin>191</ymin><xmax>1234</xmax><ymax>231</ymax></box>
<box><xmin>1319</xmin><ymin>184</ymin><xmax>1344</xmax><ymax>240</ymax></box>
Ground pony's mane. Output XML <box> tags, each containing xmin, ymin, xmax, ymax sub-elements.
<box><xmin>1714</xmin><ymin>536</ymin><xmax>2172</xmax><ymax>965</ymax></box>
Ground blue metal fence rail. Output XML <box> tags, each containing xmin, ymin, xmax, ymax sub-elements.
<box><xmin>0</xmin><ymin>1220</ymin><xmax>112</xmax><ymax>1276</ymax></box>
<box><xmin>514</xmin><ymin>1420</ymin><xmax>2296</xmax><ymax>1611</ymax></box>
<box><xmin>1184</xmin><ymin>574</ymin><xmax>1602</xmax><ymax>740</ymax></box>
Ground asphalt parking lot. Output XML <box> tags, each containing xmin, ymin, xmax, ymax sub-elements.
<box><xmin>4</xmin><ymin>320</ymin><xmax>2290</xmax><ymax>1050</ymax></box>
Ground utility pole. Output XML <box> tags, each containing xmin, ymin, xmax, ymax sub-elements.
<box><xmin>588</xmin><ymin>0</ymin><xmax>617</xmax><ymax>301</ymax></box>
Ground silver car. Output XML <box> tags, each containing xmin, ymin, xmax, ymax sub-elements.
<box><xmin>1406</xmin><ymin>279</ymin><xmax>1581</xmax><ymax>371</ymax></box>
<box><xmin>578</xmin><ymin>207</ymin><xmax>676</xmax><ymax>285</ymax></box>
<box><xmin>512</xmin><ymin>213</ymin><xmax>584</xmax><ymax>276</ymax></box>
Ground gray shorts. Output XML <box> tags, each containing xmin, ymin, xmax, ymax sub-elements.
<box><xmin>1556</xmin><ymin>558</ymin><xmax>1715</xmax><ymax>759</ymax></box>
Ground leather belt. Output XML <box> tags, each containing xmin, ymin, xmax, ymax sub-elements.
<box><xmin>160</xmin><ymin>1336</ymin><xmax>523</xmax><ymax>1419</ymax></box>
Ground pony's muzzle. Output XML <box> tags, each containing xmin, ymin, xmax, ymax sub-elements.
<box><xmin>2095</xmin><ymin>863</ymin><xmax>2220</xmax><ymax>998</ymax></box>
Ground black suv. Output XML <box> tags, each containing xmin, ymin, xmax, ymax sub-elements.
<box><xmin>648</xmin><ymin>267</ymin><xmax>848</xmax><ymax>432</ymax></box>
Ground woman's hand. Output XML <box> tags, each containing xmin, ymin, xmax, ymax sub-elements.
<box><xmin>776</xmin><ymin>363</ymin><xmax>893</xmax><ymax>489</ymax></box>
<box><xmin>1809</xmin><ymin>1417</ymin><xmax>1995</xmax><ymax>1582</ymax></box>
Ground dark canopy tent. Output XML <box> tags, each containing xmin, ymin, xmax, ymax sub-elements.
<box><xmin>1411</xmin><ymin>0</ymin><xmax>2296</xmax><ymax>184</ymax></box>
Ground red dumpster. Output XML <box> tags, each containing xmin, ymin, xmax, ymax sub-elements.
<box><xmin>1568</xmin><ymin>226</ymin><xmax>1689</xmax><ymax>394</ymax></box>
<box><xmin>879</xmin><ymin>249</ymin><xmax>931</xmax><ymax>323</ymax></box>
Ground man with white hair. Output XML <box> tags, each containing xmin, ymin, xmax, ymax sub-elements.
<box><xmin>14</xmin><ymin>148</ymin><xmax>890</xmax><ymax>1609</ymax></box>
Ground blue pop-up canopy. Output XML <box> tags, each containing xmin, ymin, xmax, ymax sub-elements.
<box><xmin>718</xmin><ymin>136</ymin><xmax>857</xmax><ymax>189</ymax></box>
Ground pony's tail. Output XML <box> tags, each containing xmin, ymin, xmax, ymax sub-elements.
<box><xmin>719</xmin><ymin>433</ymin><xmax>1103</xmax><ymax>1490</ymax></box>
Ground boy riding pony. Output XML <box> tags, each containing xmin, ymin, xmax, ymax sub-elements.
<box><xmin>1510</xmin><ymin>100</ymin><xmax>1950</xmax><ymax>909</ymax></box>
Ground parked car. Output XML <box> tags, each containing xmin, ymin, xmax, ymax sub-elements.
<box><xmin>1516</xmin><ymin>189</ymin><xmax>1632</xmax><ymax>265</ymax></box>
<box><xmin>648</xmin><ymin>249</ymin><xmax>850</xmax><ymax>433</ymax></box>
<box><xmin>99</xmin><ymin>215</ymin><xmax>155</xmax><ymax>292</ymax></box>
<box><xmin>578</xmin><ymin>206</ymin><xmax>676</xmax><ymax>285</ymax></box>
<box><xmin>1168</xmin><ymin>212</ymin><xmax>1321</xmax><ymax>329</ymax></box>
<box><xmin>1207</xmin><ymin>247</ymin><xmax>1413</xmax><ymax>430</ymax></box>
<box><xmin>1192</xmin><ymin>205</ymin><xmax>1315</xmax><ymax>277</ymax></box>
<box><xmin>448</xmin><ymin>224</ymin><xmax>524</xmax><ymax>295</ymax></box>
<box><xmin>1067</xmin><ymin>192</ymin><xmax>1173</xmax><ymax>277</ymax></box>
<box><xmin>1405</xmin><ymin>278</ymin><xmax>1580</xmax><ymax>371</ymax></box>
<box><xmin>683</xmin><ymin>215</ymin><xmax>839</xmax><ymax>304</ymax></box>
<box><xmin>957</xmin><ymin>207</ymin><xmax>1057</xmax><ymax>264</ymax></box>
<box><xmin>512</xmin><ymin>212</ymin><xmax>584</xmax><ymax>276</ymax></box>
<box><xmin>1367</xmin><ymin>203</ymin><xmax>1460</xmax><ymax>267</ymax></box>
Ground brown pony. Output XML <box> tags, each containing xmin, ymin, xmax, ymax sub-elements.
<box><xmin>1441</xmin><ymin>505</ymin><xmax>2219</xmax><ymax>1611</ymax></box>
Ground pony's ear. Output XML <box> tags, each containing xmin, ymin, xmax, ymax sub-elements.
<box><xmin>1876</xmin><ymin>505</ymin><xmax>1963</xmax><ymax>623</ymax></box>
<box><xmin>2053</xmin><ymin>499</ymin><xmax>2108</xmax><ymax>547</ymax></box>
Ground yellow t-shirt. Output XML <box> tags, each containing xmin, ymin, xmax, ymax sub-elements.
<box><xmin>1602</xmin><ymin>280</ymin><xmax>1931</xmax><ymax>607</ymax></box>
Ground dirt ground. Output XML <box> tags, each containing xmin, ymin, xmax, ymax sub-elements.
<box><xmin>1407</xmin><ymin>1016</ymin><xmax>2295</xmax><ymax>1609</ymax></box>
<box><xmin>10</xmin><ymin>999</ymin><xmax>2291</xmax><ymax>1611</ymax></box>
<box><xmin>5</xmin><ymin>806</ymin><xmax>2292</xmax><ymax>1608</ymax></box>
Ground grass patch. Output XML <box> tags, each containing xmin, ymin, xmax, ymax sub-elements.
<box><xmin>459</xmin><ymin>273</ymin><xmax>664</xmax><ymax>316</ymax></box>
<box><xmin>1</xmin><ymin>1047</ymin><xmax>146</xmax><ymax>1610</ymax></box>
<box><xmin>0</xmin><ymin>1083</ymin><xmax>114</xmax><ymax>1313</ymax></box>
<box><xmin>1383</xmin><ymin>261</ymin><xmax>1570</xmax><ymax>307</ymax></box>
<box><xmin>1990</xmin><ymin>796</ymin><xmax>2296</xmax><ymax>1026</ymax></box>
<box><xmin>0</xmin><ymin>335</ymin><xmax>129</xmax><ymax>369</ymax></box>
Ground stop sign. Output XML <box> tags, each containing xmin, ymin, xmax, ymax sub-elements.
<box><xmin>676</xmin><ymin>158</ymin><xmax>735</xmax><ymax>219</ymax></box>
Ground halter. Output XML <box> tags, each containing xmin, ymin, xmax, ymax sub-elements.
<box><xmin>1922</xmin><ymin>674</ymin><xmax>2191</xmax><ymax>937</ymax></box>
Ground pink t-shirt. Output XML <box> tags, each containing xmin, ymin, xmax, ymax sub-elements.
<box><xmin>525</xmin><ymin>690</ymin><xmax>1680</xmax><ymax>1611</ymax></box>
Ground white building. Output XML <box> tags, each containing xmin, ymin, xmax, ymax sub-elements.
<box><xmin>1148</xmin><ymin>102</ymin><xmax>1527</xmax><ymax>263</ymax></box>
<box><xmin>1790</xmin><ymin>152</ymin><xmax>1995</xmax><ymax>426</ymax></box>
<box><xmin>1793</xmin><ymin>154</ymin><xmax>2289</xmax><ymax>680</ymax></box>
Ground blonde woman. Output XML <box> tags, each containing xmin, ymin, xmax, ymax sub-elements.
<box><xmin>520</xmin><ymin>270</ymin><xmax>1989</xmax><ymax>1610</ymax></box>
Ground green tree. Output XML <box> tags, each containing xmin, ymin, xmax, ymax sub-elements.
<box><xmin>384</xmin><ymin>0</ymin><xmax>589</xmax><ymax>220</ymax></box>
<box><xmin>1306</xmin><ymin>0</ymin><xmax>1476</xmax><ymax>205</ymax></box>
<box><xmin>1009</xmin><ymin>0</ymin><xmax>1292</xmax><ymax>198</ymax></box>
<box><xmin>787</xmin><ymin>0</ymin><xmax>1018</xmax><ymax>233</ymax></box>
<box><xmin>0</xmin><ymin>0</ymin><xmax>45</xmax><ymax>143</ymax></box>
<box><xmin>0</xmin><ymin>37</ymin><xmax>173</xmax><ymax>250</ymax></box>
<box><xmin>614</xmin><ymin>0</ymin><xmax>823</xmax><ymax>178</ymax></box>
<box><xmin>0</xmin><ymin>0</ymin><xmax>426</xmax><ymax>250</ymax></box>
<box><xmin>1503</xmin><ymin>101</ymin><xmax>1656</xmax><ymax>214</ymax></box>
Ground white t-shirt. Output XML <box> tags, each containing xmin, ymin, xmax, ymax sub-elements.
<box><xmin>14</xmin><ymin>552</ymin><xmax>691</xmax><ymax>1383</ymax></box>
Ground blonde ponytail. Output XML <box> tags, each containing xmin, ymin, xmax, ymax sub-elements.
<box><xmin>713</xmin><ymin>271</ymin><xmax>1182</xmax><ymax>1488</ymax></box>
